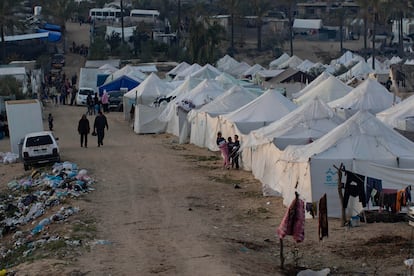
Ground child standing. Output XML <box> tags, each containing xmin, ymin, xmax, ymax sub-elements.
<box><xmin>48</xmin><ymin>113</ymin><xmax>54</xmax><ymax>131</ymax></box>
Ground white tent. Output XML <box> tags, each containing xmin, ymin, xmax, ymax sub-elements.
<box><xmin>98</xmin><ymin>64</ymin><xmax>118</xmax><ymax>74</ymax></box>
<box><xmin>231</xmin><ymin>62</ymin><xmax>251</xmax><ymax>78</ymax></box>
<box><xmin>216</xmin><ymin>54</ymin><xmax>239</xmax><ymax>72</ymax></box>
<box><xmin>188</xmin><ymin>85</ymin><xmax>258</xmax><ymax>149</ymax></box>
<box><xmin>104</xmin><ymin>65</ymin><xmax>147</xmax><ymax>84</ymax></box>
<box><xmin>278</xmin><ymin>55</ymin><xmax>303</xmax><ymax>70</ymax></box>
<box><xmin>272</xmin><ymin>111</ymin><xmax>414</xmax><ymax>218</ymax></box>
<box><xmin>377</xmin><ymin>94</ymin><xmax>414</xmax><ymax>131</ymax></box>
<box><xmin>160</xmin><ymin>79</ymin><xmax>225</xmax><ymax>138</ymax></box>
<box><xmin>166</xmin><ymin>77</ymin><xmax>203</xmax><ymax>100</ymax></box>
<box><xmin>294</xmin><ymin>75</ymin><xmax>352</xmax><ymax>105</ymax></box>
<box><xmin>124</xmin><ymin>73</ymin><xmax>172</xmax><ymax>106</ymax></box>
<box><xmin>331</xmin><ymin>50</ymin><xmax>364</xmax><ymax>67</ymax></box>
<box><xmin>292</xmin><ymin>71</ymin><xmax>331</xmax><ymax>99</ymax></box>
<box><xmin>190</xmin><ymin>64</ymin><xmax>222</xmax><ymax>80</ymax></box>
<box><xmin>269</xmin><ymin>53</ymin><xmax>290</xmax><ymax>69</ymax></box>
<box><xmin>166</xmin><ymin>61</ymin><xmax>190</xmax><ymax>79</ymax></box>
<box><xmin>241</xmin><ymin>98</ymin><xmax>343</xmax><ymax>191</ymax></box>
<box><xmin>297</xmin><ymin>59</ymin><xmax>315</xmax><ymax>72</ymax></box>
<box><xmin>329</xmin><ymin>78</ymin><xmax>398</xmax><ymax>118</ymax></box>
<box><xmin>217</xmin><ymin>89</ymin><xmax>297</xmax><ymax>139</ymax></box>
<box><xmin>173</xmin><ymin>63</ymin><xmax>202</xmax><ymax>81</ymax></box>
<box><xmin>338</xmin><ymin>60</ymin><xmax>374</xmax><ymax>82</ymax></box>
<box><xmin>293</xmin><ymin>19</ymin><xmax>322</xmax><ymax>30</ymax></box>
<box><xmin>241</xmin><ymin>64</ymin><xmax>265</xmax><ymax>79</ymax></box>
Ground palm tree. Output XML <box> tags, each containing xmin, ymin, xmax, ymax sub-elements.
<box><xmin>224</xmin><ymin>0</ymin><xmax>240</xmax><ymax>54</ymax></box>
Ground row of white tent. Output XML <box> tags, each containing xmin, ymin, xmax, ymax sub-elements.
<box><xmin>109</xmin><ymin>56</ymin><xmax>414</xmax><ymax>218</ymax></box>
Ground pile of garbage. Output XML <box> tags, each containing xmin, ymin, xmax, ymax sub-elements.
<box><xmin>0</xmin><ymin>161</ymin><xmax>95</xmax><ymax>267</ymax></box>
<box><xmin>0</xmin><ymin>152</ymin><xmax>19</xmax><ymax>164</ymax></box>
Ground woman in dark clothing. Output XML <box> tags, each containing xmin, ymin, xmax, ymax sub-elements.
<box><xmin>78</xmin><ymin>114</ymin><xmax>90</xmax><ymax>147</ymax></box>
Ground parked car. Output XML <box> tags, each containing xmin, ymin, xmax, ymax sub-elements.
<box><xmin>22</xmin><ymin>131</ymin><xmax>60</xmax><ymax>171</ymax></box>
<box><xmin>76</xmin><ymin>88</ymin><xmax>95</xmax><ymax>106</ymax></box>
<box><xmin>51</xmin><ymin>53</ymin><xmax>65</xmax><ymax>69</ymax></box>
<box><xmin>108</xmin><ymin>90</ymin><xmax>126</xmax><ymax>112</ymax></box>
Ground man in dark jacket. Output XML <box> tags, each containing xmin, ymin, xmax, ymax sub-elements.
<box><xmin>93</xmin><ymin>111</ymin><xmax>108</xmax><ymax>147</ymax></box>
<box><xmin>78</xmin><ymin>114</ymin><xmax>90</xmax><ymax>147</ymax></box>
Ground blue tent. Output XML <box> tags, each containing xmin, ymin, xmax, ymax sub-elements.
<box><xmin>37</xmin><ymin>29</ymin><xmax>62</xmax><ymax>42</ymax></box>
<box><xmin>98</xmin><ymin>75</ymin><xmax>140</xmax><ymax>95</ymax></box>
<box><xmin>43</xmin><ymin>23</ymin><xmax>62</xmax><ymax>32</ymax></box>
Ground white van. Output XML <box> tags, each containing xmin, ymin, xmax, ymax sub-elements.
<box><xmin>76</xmin><ymin>88</ymin><xmax>95</xmax><ymax>106</ymax></box>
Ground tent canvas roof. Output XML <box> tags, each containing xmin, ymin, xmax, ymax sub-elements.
<box><xmin>293</xmin><ymin>71</ymin><xmax>331</xmax><ymax>99</ymax></box>
<box><xmin>278</xmin><ymin>55</ymin><xmax>303</xmax><ymax>69</ymax></box>
<box><xmin>256</xmin><ymin>69</ymin><xmax>284</xmax><ymax>79</ymax></box>
<box><xmin>167</xmin><ymin>61</ymin><xmax>190</xmax><ymax>77</ymax></box>
<box><xmin>282</xmin><ymin>111</ymin><xmax>414</xmax><ymax>162</ymax></box>
<box><xmin>243</xmin><ymin>97</ymin><xmax>343</xmax><ymax>149</ymax></box>
<box><xmin>167</xmin><ymin>77</ymin><xmax>203</xmax><ymax>99</ymax></box>
<box><xmin>328</xmin><ymin>78</ymin><xmax>396</xmax><ymax>113</ymax></box>
<box><xmin>222</xmin><ymin>89</ymin><xmax>296</xmax><ymax>123</ymax></box>
<box><xmin>269</xmin><ymin>53</ymin><xmax>290</xmax><ymax>69</ymax></box>
<box><xmin>190</xmin><ymin>64</ymin><xmax>222</xmax><ymax>80</ymax></box>
<box><xmin>216</xmin><ymin>55</ymin><xmax>239</xmax><ymax>72</ymax></box>
<box><xmin>176</xmin><ymin>79</ymin><xmax>225</xmax><ymax>108</ymax></box>
<box><xmin>331</xmin><ymin>50</ymin><xmax>364</xmax><ymax>67</ymax></box>
<box><xmin>242</xmin><ymin>64</ymin><xmax>265</xmax><ymax>77</ymax></box>
<box><xmin>294</xmin><ymin>75</ymin><xmax>352</xmax><ymax>105</ymax></box>
<box><xmin>173</xmin><ymin>63</ymin><xmax>202</xmax><ymax>80</ymax></box>
<box><xmin>377</xmin><ymin>94</ymin><xmax>414</xmax><ymax>129</ymax></box>
<box><xmin>99</xmin><ymin>75</ymin><xmax>140</xmax><ymax>94</ymax></box>
<box><xmin>124</xmin><ymin>72</ymin><xmax>172</xmax><ymax>105</ymax></box>
<box><xmin>105</xmin><ymin>65</ymin><xmax>147</xmax><ymax>84</ymax></box>
<box><xmin>338</xmin><ymin>60</ymin><xmax>374</xmax><ymax>81</ymax></box>
<box><xmin>192</xmin><ymin>85</ymin><xmax>258</xmax><ymax>117</ymax></box>
<box><xmin>297</xmin><ymin>59</ymin><xmax>315</xmax><ymax>72</ymax></box>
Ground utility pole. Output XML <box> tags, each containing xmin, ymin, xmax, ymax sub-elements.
<box><xmin>177</xmin><ymin>0</ymin><xmax>181</xmax><ymax>45</ymax></box>
<box><xmin>121</xmin><ymin>0</ymin><xmax>125</xmax><ymax>43</ymax></box>
<box><xmin>372</xmin><ymin>10</ymin><xmax>377</xmax><ymax>70</ymax></box>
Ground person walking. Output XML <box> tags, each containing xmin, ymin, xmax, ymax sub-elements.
<box><xmin>231</xmin><ymin>134</ymin><xmax>240</xmax><ymax>169</ymax></box>
<box><xmin>101</xmin><ymin>90</ymin><xmax>109</xmax><ymax>113</ymax></box>
<box><xmin>93</xmin><ymin>92</ymin><xmax>100</xmax><ymax>114</ymax></box>
<box><xmin>216</xmin><ymin>131</ymin><xmax>230</xmax><ymax>169</ymax></box>
<box><xmin>93</xmin><ymin>111</ymin><xmax>108</xmax><ymax>147</ymax></box>
<box><xmin>78</xmin><ymin>114</ymin><xmax>90</xmax><ymax>148</ymax></box>
<box><xmin>87</xmin><ymin>94</ymin><xmax>94</xmax><ymax>115</ymax></box>
<box><xmin>48</xmin><ymin>113</ymin><xmax>54</xmax><ymax>131</ymax></box>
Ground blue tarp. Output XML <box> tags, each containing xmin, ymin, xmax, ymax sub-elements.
<box><xmin>37</xmin><ymin>29</ymin><xmax>62</xmax><ymax>42</ymax></box>
<box><xmin>43</xmin><ymin>23</ymin><xmax>62</xmax><ymax>32</ymax></box>
<box><xmin>98</xmin><ymin>75</ymin><xmax>140</xmax><ymax>95</ymax></box>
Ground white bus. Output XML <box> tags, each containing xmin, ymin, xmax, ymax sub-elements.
<box><xmin>129</xmin><ymin>9</ymin><xmax>160</xmax><ymax>23</ymax></box>
<box><xmin>89</xmin><ymin>8</ymin><xmax>122</xmax><ymax>20</ymax></box>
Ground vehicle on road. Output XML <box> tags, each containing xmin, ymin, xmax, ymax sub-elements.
<box><xmin>76</xmin><ymin>88</ymin><xmax>95</xmax><ymax>106</ymax></box>
<box><xmin>108</xmin><ymin>90</ymin><xmax>125</xmax><ymax>111</ymax></box>
<box><xmin>22</xmin><ymin>131</ymin><xmax>60</xmax><ymax>171</ymax></box>
<box><xmin>51</xmin><ymin>53</ymin><xmax>65</xmax><ymax>69</ymax></box>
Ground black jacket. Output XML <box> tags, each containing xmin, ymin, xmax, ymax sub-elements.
<box><xmin>94</xmin><ymin>114</ymin><xmax>108</xmax><ymax>131</ymax></box>
<box><xmin>78</xmin><ymin>118</ymin><xmax>90</xmax><ymax>134</ymax></box>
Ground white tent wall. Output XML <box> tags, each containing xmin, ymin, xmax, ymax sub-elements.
<box><xmin>205</xmin><ymin>114</ymin><xmax>222</xmax><ymax>151</ymax></box>
<box><xmin>134</xmin><ymin>104</ymin><xmax>167</xmax><ymax>134</ymax></box>
<box><xmin>123</xmin><ymin>95</ymin><xmax>136</xmax><ymax>121</ymax></box>
<box><xmin>189</xmin><ymin>111</ymin><xmax>208</xmax><ymax>148</ymax></box>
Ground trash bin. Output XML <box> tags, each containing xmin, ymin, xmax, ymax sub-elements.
<box><xmin>18</xmin><ymin>138</ymin><xmax>24</xmax><ymax>161</ymax></box>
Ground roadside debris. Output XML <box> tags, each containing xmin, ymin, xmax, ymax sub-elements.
<box><xmin>0</xmin><ymin>161</ymin><xmax>95</xmax><ymax>269</ymax></box>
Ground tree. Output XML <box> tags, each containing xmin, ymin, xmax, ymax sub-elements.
<box><xmin>0</xmin><ymin>0</ymin><xmax>18</xmax><ymax>62</ymax></box>
<box><xmin>107</xmin><ymin>32</ymin><xmax>121</xmax><ymax>54</ymax></box>
<box><xmin>129</xmin><ymin>23</ymin><xmax>150</xmax><ymax>56</ymax></box>
<box><xmin>250</xmin><ymin>0</ymin><xmax>271</xmax><ymax>51</ymax></box>
<box><xmin>37</xmin><ymin>0</ymin><xmax>77</xmax><ymax>29</ymax></box>
<box><xmin>224</xmin><ymin>0</ymin><xmax>240</xmax><ymax>54</ymax></box>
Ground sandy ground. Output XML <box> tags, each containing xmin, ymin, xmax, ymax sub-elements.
<box><xmin>0</xmin><ymin>22</ymin><xmax>414</xmax><ymax>276</ymax></box>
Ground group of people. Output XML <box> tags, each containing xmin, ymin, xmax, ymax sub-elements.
<box><xmin>44</xmin><ymin>71</ymin><xmax>78</xmax><ymax>106</ymax></box>
<box><xmin>86</xmin><ymin>91</ymin><xmax>110</xmax><ymax>116</ymax></box>
<box><xmin>77</xmin><ymin>111</ymin><xmax>109</xmax><ymax>148</ymax></box>
<box><xmin>216</xmin><ymin>131</ymin><xmax>240</xmax><ymax>170</ymax></box>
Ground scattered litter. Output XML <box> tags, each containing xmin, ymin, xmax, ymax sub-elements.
<box><xmin>92</xmin><ymin>239</ymin><xmax>111</xmax><ymax>245</ymax></box>
<box><xmin>1</xmin><ymin>152</ymin><xmax>19</xmax><ymax>164</ymax></box>
<box><xmin>0</xmin><ymin>161</ymin><xmax>95</xmax><ymax>264</ymax></box>
<box><xmin>297</xmin><ymin>268</ymin><xmax>330</xmax><ymax>276</ymax></box>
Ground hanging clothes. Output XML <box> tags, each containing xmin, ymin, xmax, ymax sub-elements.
<box><xmin>277</xmin><ymin>196</ymin><xmax>305</xmax><ymax>243</ymax></box>
<box><xmin>379</xmin><ymin>188</ymin><xmax>398</xmax><ymax>213</ymax></box>
<box><xmin>343</xmin><ymin>170</ymin><xmax>366</xmax><ymax>209</ymax></box>
<box><xmin>318</xmin><ymin>194</ymin><xmax>328</xmax><ymax>240</ymax></box>
<box><xmin>306</xmin><ymin>202</ymin><xmax>317</xmax><ymax>219</ymax></box>
<box><xmin>365</xmin><ymin>177</ymin><xmax>382</xmax><ymax>205</ymax></box>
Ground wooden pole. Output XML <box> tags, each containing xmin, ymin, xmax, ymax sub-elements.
<box><xmin>280</xmin><ymin>238</ymin><xmax>284</xmax><ymax>269</ymax></box>
<box><xmin>334</xmin><ymin>164</ymin><xmax>347</xmax><ymax>226</ymax></box>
